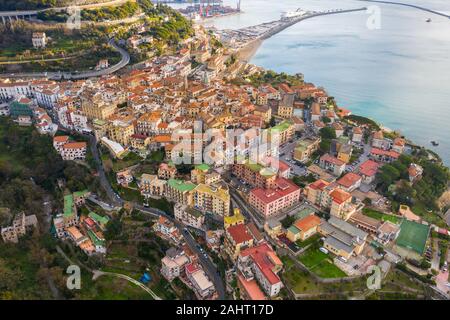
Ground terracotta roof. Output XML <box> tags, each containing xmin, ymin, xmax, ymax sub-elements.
<box><xmin>237</xmin><ymin>274</ymin><xmax>266</xmax><ymax>300</ymax></box>
<box><xmin>359</xmin><ymin>160</ymin><xmax>380</xmax><ymax>177</ymax></box>
<box><xmin>309</xmin><ymin>179</ymin><xmax>330</xmax><ymax>191</ymax></box>
<box><xmin>54</xmin><ymin>135</ymin><xmax>69</xmax><ymax>143</ymax></box>
<box><xmin>329</xmin><ymin>188</ymin><xmax>352</xmax><ymax>205</ymax></box>
<box><xmin>294</xmin><ymin>215</ymin><xmax>321</xmax><ymax>232</ymax></box>
<box><xmin>337</xmin><ymin>173</ymin><xmax>362</xmax><ymax>188</ymax></box>
<box><xmin>320</xmin><ymin>153</ymin><xmax>345</xmax><ymax>166</ymax></box>
<box><xmin>62</xmin><ymin>142</ymin><xmax>86</xmax><ymax>149</ymax></box>
<box><xmin>227</xmin><ymin>224</ymin><xmax>253</xmax><ymax>244</ymax></box>
<box><xmin>240</xmin><ymin>242</ymin><xmax>282</xmax><ymax>285</ymax></box>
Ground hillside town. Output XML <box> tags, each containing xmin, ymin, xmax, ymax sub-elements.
<box><xmin>0</xmin><ymin>17</ymin><xmax>449</xmax><ymax>301</ymax></box>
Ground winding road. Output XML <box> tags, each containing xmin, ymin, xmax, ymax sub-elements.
<box><xmin>84</xmin><ymin>134</ymin><xmax>227</xmax><ymax>299</ymax></box>
<box><xmin>92</xmin><ymin>270</ymin><xmax>162</xmax><ymax>300</ymax></box>
<box><xmin>0</xmin><ymin>38</ymin><xmax>130</xmax><ymax>80</ymax></box>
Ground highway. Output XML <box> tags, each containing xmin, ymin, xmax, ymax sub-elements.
<box><xmin>0</xmin><ymin>38</ymin><xmax>130</xmax><ymax>80</ymax></box>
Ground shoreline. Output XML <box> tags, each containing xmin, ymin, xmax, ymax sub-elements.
<box><xmin>236</xmin><ymin>39</ymin><xmax>262</xmax><ymax>63</ymax></box>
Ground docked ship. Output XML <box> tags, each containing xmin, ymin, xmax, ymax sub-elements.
<box><xmin>281</xmin><ymin>8</ymin><xmax>308</xmax><ymax>20</ymax></box>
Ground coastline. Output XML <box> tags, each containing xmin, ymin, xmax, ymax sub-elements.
<box><xmin>236</xmin><ymin>39</ymin><xmax>262</xmax><ymax>63</ymax></box>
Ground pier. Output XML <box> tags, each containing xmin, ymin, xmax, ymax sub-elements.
<box><xmin>358</xmin><ymin>0</ymin><xmax>450</xmax><ymax>19</ymax></box>
<box><xmin>213</xmin><ymin>7</ymin><xmax>367</xmax><ymax>51</ymax></box>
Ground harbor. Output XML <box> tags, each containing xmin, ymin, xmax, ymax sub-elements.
<box><xmin>208</xmin><ymin>7</ymin><xmax>367</xmax><ymax>60</ymax></box>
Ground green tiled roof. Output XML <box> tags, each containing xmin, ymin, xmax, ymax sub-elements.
<box><xmin>167</xmin><ymin>179</ymin><xmax>196</xmax><ymax>192</ymax></box>
<box><xmin>87</xmin><ymin>230</ymin><xmax>105</xmax><ymax>247</ymax></box>
<box><xmin>244</xmin><ymin>161</ymin><xmax>263</xmax><ymax>172</ymax></box>
<box><xmin>195</xmin><ymin>163</ymin><xmax>210</xmax><ymax>172</ymax></box>
<box><xmin>270</xmin><ymin>121</ymin><xmax>292</xmax><ymax>132</ymax></box>
<box><xmin>64</xmin><ymin>194</ymin><xmax>74</xmax><ymax>217</ymax></box>
<box><xmin>287</xmin><ymin>225</ymin><xmax>300</xmax><ymax>234</ymax></box>
<box><xmin>73</xmin><ymin>190</ymin><xmax>89</xmax><ymax>198</ymax></box>
<box><xmin>295</xmin><ymin>208</ymin><xmax>315</xmax><ymax>220</ymax></box>
<box><xmin>88</xmin><ymin>212</ymin><xmax>110</xmax><ymax>226</ymax></box>
<box><xmin>186</xmin><ymin>207</ymin><xmax>203</xmax><ymax>218</ymax></box>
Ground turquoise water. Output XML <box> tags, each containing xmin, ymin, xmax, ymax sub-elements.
<box><xmin>173</xmin><ymin>0</ymin><xmax>450</xmax><ymax>165</ymax></box>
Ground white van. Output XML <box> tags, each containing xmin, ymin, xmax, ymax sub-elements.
<box><xmin>319</xmin><ymin>247</ymin><xmax>329</xmax><ymax>254</ymax></box>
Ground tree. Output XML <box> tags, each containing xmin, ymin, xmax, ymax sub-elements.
<box><xmin>104</xmin><ymin>217</ymin><xmax>123</xmax><ymax>241</ymax></box>
<box><xmin>269</xmin><ymin>117</ymin><xmax>276</xmax><ymax>127</ymax></box>
<box><xmin>319</xmin><ymin>127</ymin><xmax>336</xmax><ymax>140</ymax></box>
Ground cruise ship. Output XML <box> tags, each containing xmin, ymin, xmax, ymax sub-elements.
<box><xmin>281</xmin><ymin>9</ymin><xmax>308</xmax><ymax>19</ymax></box>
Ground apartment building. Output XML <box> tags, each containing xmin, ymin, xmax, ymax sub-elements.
<box><xmin>293</xmin><ymin>137</ymin><xmax>321</xmax><ymax>163</ymax></box>
<box><xmin>192</xmin><ymin>184</ymin><xmax>230</xmax><ymax>216</ymax></box>
<box><xmin>237</xmin><ymin>242</ymin><xmax>283</xmax><ymax>298</ymax></box>
<box><xmin>140</xmin><ymin>174</ymin><xmax>167</xmax><ymax>197</ymax></box>
<box><xmin>161</xmin><ymin>248</ymin><xmax>190</xmax><ymax>281</ymax></box>
<box><xmin>319</xmin><ymin>153</ymin><xmax>346</xmax><ymax>176</ymax></box>
<box><xmin>249</xmin><ymin>178</ymin><xmax>301</xmax><ymax>218</ymax></box>
<box><xmin>174</xmin><ymin>203</ymin><xmax>205</xmax><ymax>229</ymax></box>
<box><xmin>1</xmin><ymin>212</ymin><xmax>38</xmax><ymax>243</ymax></box>
<box><xmin>61</xmin><ymin>142</ymin><xmax>87</xmax><ymax>161</ymax></box>
<box><xmin>224</xmin><ymin>223</ymin><xmax>255</xmax><ymax>261</ymax></box>
<box><xmin>166</xmin><ymin>179</ymin><xmax>196</xmax><ymax>205</ymax></box>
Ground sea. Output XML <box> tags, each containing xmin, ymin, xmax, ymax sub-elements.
<box><xmin>170</xmin><ymin>0</ymin><xmax>450</xmax><ymax>165</ymax></box>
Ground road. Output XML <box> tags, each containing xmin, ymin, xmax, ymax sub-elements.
<box><xmin>85</xmin><ymin>134</ymin><xmax>226</xmax><ymax>299</ymax></box>
<box><xmin>180</xmin><ymin>226</ymin><xmax>226</xmax><ymax>300</ymax></box>
<box><xmin>0</xmin><ymin>0</ymin><xmax>133</xmax><ymax>17</ymax></box>
<box><xmin>0</xmin><ymin>38</ymin><xmax>130</xmax><ymax>80</ymax></box>
<box><xmin>92</xmin><ymin>270</ymin><xmax>162</xmax><ymax>300</ymax></box>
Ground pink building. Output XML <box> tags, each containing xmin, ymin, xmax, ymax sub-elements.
<box><xmin>249</xmin><ymin>178</ymin><xmax>300</xmax><ymax>218</ymax></box>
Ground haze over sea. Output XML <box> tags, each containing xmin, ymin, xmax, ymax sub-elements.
<box><xmin>172</xmin><ymin>0</ymin><xmax>450</xmax><ymax>165</ymax></box>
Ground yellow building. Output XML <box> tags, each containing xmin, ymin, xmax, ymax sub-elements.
<box><xmin>107</xmin><ymin>119</ymin><xmax>135</xmax><ymax>146</ymax></box>
<box><xmin>81</xmin><ymin>94</ymin><xmax>117</xmax><ymax>120</ymax></box>
<box><xmin>269</xmin><ymin>121</ymin><xmax>294</xmax><ymax>145</ymax></box>
<box><xmin>190</xmin><ymin>163</ymin><xmax>221</xmax><ymax>185</ymax></box>
<box><xmin>264</xmin><ymin>220</ymin><xmax>282</xmax><ymax>239</ymax></box>
<box><xmin>337</xmin><ymin>144</ymin><xmax>353</xmax><ymax>164</ymax></box>
<box><xmin>193</xmin><ymin>184</ymin><xmax>230</xmax><ymax>216</ymax></box>
<box><xmin>224</xmin><ymin>208</ymin><xmax>245</xmax><ymax>229</ymax></box>
<box><xmin>277</xmin><ymin>105</ymin><xmax>293</xmax><ymax>119</ymax></box>
<box><xmin>293</xmin><ymin>137</ymin><xmax>321</xmax><ymax>163</ymax></box>
<box><xmin>254</xmin><ymin>105</ymin><xmax>272</xmax><ymax>123</ymax></box>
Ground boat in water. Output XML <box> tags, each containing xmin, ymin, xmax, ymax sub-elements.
<box><xmin>431</xmin><ymin>141</ymin><xmax>439</xmax><ymax>146</ymax></box>
<box><xmin>281</xmin><ymin>9</ymin><xmax>308</xmax><ymax>20</ymax></box>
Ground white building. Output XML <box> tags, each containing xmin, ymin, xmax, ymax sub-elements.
<box><xmin>32</xmin><ymin>32</ymin><xmax>47</xmax><ymax>48</ymax></box>
<box><xmin>174</xmin><ymin>203</ymin><xmax>205</xmax><ymax>229</ymax></box>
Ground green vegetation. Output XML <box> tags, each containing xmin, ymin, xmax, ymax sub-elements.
<box><xmin>292</xmin><ymin>174</ymin><xmax>316</xmax><ymax>188</ymax></box>
<box><xmin>296</xmin><ymin>234</ymin><xmax>321</xmax><ymax>249</ymax></box>
<box><xmin>0</xmin><ymin>118</ymin><xmax>100</xmax><ymax>215</ymax></box>
<box><xmin>140</xmin><ymin>3</ymin><xmax>194</xmax><ymax>45</ymax></box>
<box><xmin>0</xmin><ymin>21</ymin><xmax>121</xmax><ymax>72</ymax></box>
<box><xmin>82</xmin><ymin>1</ymin><xmax>140</xmax><ymax>22</ymax></box>
<box><xmin>281</xmin><ymin>255</ymin><xmax>368</xmax><ymax>299</ymax></box>
<box><xmin>319</xmin><ymin>127</ymin><xmax>336</xmax><ymax>154</ymax></box>
<box><xmin>246</xmin><ymin>70</ymin><xmax>304</xmax><ymax>87</ymax></box>
<box><xmin>298</xmin><ymin>246</ymin><xmax>346</xmax><ymax>279</ymax></box>
<box><xmin>344</xmin><ymin>114</ymin><xmax>380</xmax><ymax>130</ymax></box>
<box><xmin>0</xmin><ymin>0</ymin><xmax>57</xmax><ymax>10</ymax></box>
<box><xmin>362</xmin><ymin>208</ymin><xmax>402</xmax><ymax>224</ymax></box>
<box><xmin>375</xmin><ymin>151</ymin><xmax>449</xmax><ymax>224</ymax></box>
<box><xmin>280</xmin><ymin>215</ymin><xmax>296</xmax><ymax>229</ymax></box>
